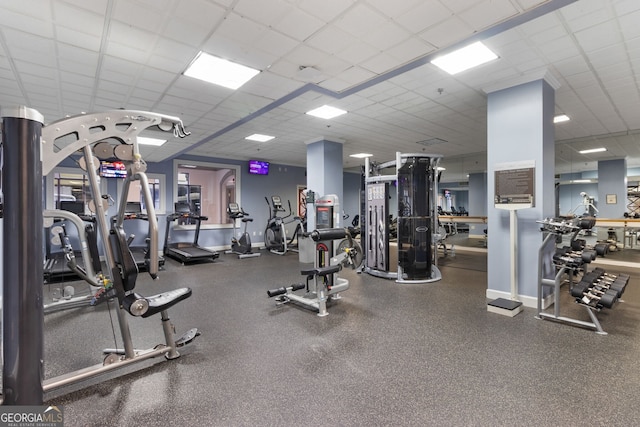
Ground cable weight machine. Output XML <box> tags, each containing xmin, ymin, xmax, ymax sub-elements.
<box><xmin>363</xmin><ymin>152</ymin><xmax>443</xmax><ymax>283</ymax></box>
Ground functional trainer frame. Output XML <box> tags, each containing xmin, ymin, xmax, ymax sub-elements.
<box><xmin>363</xmin><ymin>152</ymin><xmax>443</xmax><ymax>283</ymax></box>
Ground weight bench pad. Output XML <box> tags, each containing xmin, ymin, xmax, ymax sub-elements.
<box><xmin>300</xmin><ymin>265</ymin><xmax>340</xmax><ymax>277</ymax></box>
<box><xmin>135</xmin><ymin>288</ymin><xmax>193</xmax><ymax>318</ymax></box>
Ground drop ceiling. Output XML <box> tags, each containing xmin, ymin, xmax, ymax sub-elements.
<box><xmin>0</xmin><ymin>0</ymin><xmax>638</xmax><ymax>182</ymax></box>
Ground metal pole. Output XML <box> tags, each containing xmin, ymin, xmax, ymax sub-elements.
<box><xmin>2</xmin><ymin>106</ymin><xmax>44</xmax><ymax>405</ymax></box>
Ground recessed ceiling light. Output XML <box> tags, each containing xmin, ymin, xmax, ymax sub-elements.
<box><xmin>180</xmin><ymin>164</ymin><xmax>197</xmax><ymax>168</ymax></box>
<box><xmin>138</xmin><ymin>137</ymin><xmax>167</xmax><ymax>146</ymax></box>
<box><xmin>431</xmin><ymin>41</ymin><xmax>498</xmax><ymax>75</ymax></box>
<box><xmin>245</xmin><ymin>133</ymin><xmax>275</xmax><ymax>142</ymax></box>
<box><xmin>349</xmin><ymin>153</ymin><xmax>373</xmax><ymax>158</ymax></box>
<box><xmin>554</xmin><ymin>114</ymin><xmax>570</xmax><ymax>123</ymax></box>
<box><xmin>306</xmin><ymin>105</ymin><xmax>347</xmax><ymax>119</ymax></box>
<box><xmin>184</xmin><ymin>51</ymin><xmax>260</xmax><ymax>90</ymax></box>
<box><xmin>579</xmin><ymin>147</ymin><xmax>607</xmax><ymax>154</ymax></box>
<box><xmin>570</xmin><ymin>179</ymin><xmax>592</xmax><ymax>183</ymax></box>
<box><xmin>437</xmin><ymin>167</ymin><xmax>446</xmax><ymax>171</ymax></box>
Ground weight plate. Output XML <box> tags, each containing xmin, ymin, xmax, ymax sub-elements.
<box><xmin>93</xmin><ymin>142</ymin><xmax>114</xmax><ymax>159</ymax></box>
<box><xmin>114</xmin><ymin>144</ymin><xmax>133</xmax><ymax>161</ymax></box>
<box><xmin>103</xmin><ymin>353</ymin><xmax>120</xmax><ymax>365</ymax></box>
<box><xmin>78</xmin><ymin>154</ymin><xmax>100</xmax><ymax>172</ymax></box>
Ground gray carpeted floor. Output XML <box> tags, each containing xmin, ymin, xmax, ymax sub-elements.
<box><xmin>42</xmin><ymin>248</ymin><xmax>640</xmax><ymax>426</ymax></box>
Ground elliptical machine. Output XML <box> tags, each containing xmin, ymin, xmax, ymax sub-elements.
<box><xmin>226</xmin><ymin>202</ymin><xmax>260</xmax><ymax>259</ymax></box>
<box><xmin>264</xmin><ymin>195</ymin><xmax>290</xmax><ymax>255</ymax></box>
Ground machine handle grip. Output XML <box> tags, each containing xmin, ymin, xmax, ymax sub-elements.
<box><xmin>267</xmin><ymin>283</ymin><xmax>305</xmax><ymax>297</ymax></box>
<box><xmin>267</xmin><ymin>287</ymin><xmax>286</xmax><ymax>298</ymax></box>
<box><xmin>308</xmin><ymin>228</ymin><xmax>348</xmax><ymax>242</ymax></box>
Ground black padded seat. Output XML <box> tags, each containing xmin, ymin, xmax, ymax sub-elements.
<box><xmin>123</xmin><ymin>288</ymin><xmax>192</xmax><ymax>318</ymax></box>
<box><xmin>301</xmin><ymin>264</ymin><xmax>340</xmax><ymax>277</ymax></box>
<box><xmin>112</xmin><ymin>225</ymin><xmax>192</xmax><ymax>318</ymax></box>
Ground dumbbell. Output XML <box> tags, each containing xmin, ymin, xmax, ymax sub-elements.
<box><xmin>581</xmin><ymin>273</ymin><xmax>628</xmax><ymax>298</ymax></box>
<box><xmin>570</xmin><ymin>282</ymin><xmax>618</xmax><ymax>308</ymax></box>
<box><xmin>557</xmin><ymin>246</ymin><xmax>597</xmax><ymax>263</ymax></box>
<box><xmin>571</xmin><ymin>239</ymin><xmax>586</xmax><ymax>251</ymax></box>
<box><xmin>594</xmin><ymin>243</ymin><xmax>609</xmax><ymax>256</ymax></box>
<box><xmin>595</xmin><ymin>278</ymin><xmax>627</xmax><ymax>298</ymax></box>
<box><xmin>577</xmin><ymin>217</ymin><xmax>596</xmax><ymax>229</ymax></box>
<box><xmin>591</xmin><ymin>268</ymin><xmax>630</xmax><ymax>282</ymax></box>
<box><xmin>582</xmin><ymin>271</ymin><xmax>628</xmax><ymax>291</ymax></box>
<box><xmin>552</xmin><ymin>253</ymin><xmax>584</xmax><ymax>269</ymax></box>
<box><xmin>267</xmin><ymin>283</ymin><xmax>306</xmax><ymax>298</ymax></box>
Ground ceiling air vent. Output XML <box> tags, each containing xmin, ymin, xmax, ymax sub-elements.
<box><xmin>417</xmin><ymin>138</ymin><xmax>447</xmax><ymax>147</ymax></box>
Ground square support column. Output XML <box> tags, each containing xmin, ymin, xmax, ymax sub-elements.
<box><xmin>486</xmin><ymin>77</ymin><xmax>557</xmax><ymax>308</ymax></box>
<box><xmin>306</xmin><ymin>138</ymin><xmax>344</xmax><ymax>230</ymax></box>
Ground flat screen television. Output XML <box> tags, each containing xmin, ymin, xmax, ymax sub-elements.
<box><xmin>100</xmin><ymin>161</ymin><xmax>127</xmax><ymax>178</ymax></box>
<box><xmin>248</xmin><ymin>160</ymin><xmax>269</xmax><ymax>175</ymax></box>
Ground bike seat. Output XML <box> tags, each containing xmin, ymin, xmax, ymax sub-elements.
<box><xmin>242</xmin><ymin>218</ymin><xmax>253</xmax><ymax>222</ymax></box>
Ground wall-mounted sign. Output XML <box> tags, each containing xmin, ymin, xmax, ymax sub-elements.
<box><xmin>494</xmin><ymin>160</ymin><xmax>535</xmax><ymax>208</ymax></box>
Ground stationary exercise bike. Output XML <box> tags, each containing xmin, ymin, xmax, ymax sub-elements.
<box><xmin>226</xmin><ymin>202</ymin><xmax>260</xmax><ymax>259</ymax></box>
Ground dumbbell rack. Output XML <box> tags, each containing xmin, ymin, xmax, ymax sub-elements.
<box><xmin>535</xmin><ymin>218</ymin><xmax>608</xmax><ymax>335</ymax></box>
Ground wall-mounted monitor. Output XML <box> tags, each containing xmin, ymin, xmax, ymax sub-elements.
<box><xmin>99</xmin><ymin>161</ymin><xmax>127</xmax><ymax>178</ymax></box>
<box><xmin>248</xmin><ymin>160</ymin><xmax>269</xmax><ymax>175</ymax></box>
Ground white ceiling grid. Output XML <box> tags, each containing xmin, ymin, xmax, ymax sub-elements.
<box><xmin>0</xmin><ymin>0</ymin><xmax>639</xmax><ymax>180</ymax></box>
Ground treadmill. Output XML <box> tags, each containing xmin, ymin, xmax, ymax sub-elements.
<box><xmin>163</xmin><ymin>202</ymin><xmax>219</xmax><ymax>264</ymax></box>
<box><xmin>119</xmin><ymin>201</ymin><xmax>165</xmax><ymax>271</ymax></box>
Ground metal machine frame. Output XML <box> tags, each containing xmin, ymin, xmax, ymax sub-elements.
<box><xmin>268</xmin><ymin>228</ymin><xmax>353</xmax><ymax>317</ymax></box>
<box><xmin>535</xmin><ymin>218</ymin><xmax>609</xmax><ymax>335</ymax></box>
<box><xmin>363</xmin><ymin>152</ymin><xmax>443</xmax><ymax>284</ymax></box>
<box><xmin>2</xmin><ymin>108</ymin><xmax>198</xmax><ymax>404</ymax></box>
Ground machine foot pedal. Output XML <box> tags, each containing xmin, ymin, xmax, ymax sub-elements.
<box><xmin>175</xmin><ymin>328</ymin><xmax>200</xmax><ymax>347</ymax></box>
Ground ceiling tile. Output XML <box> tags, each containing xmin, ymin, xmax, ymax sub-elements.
<box><xmin>233</xmin><ymin>0</ymin><xmax>293</xmax><ymax>27</ymax></box>
<box><xmin>275</xmin><ymin>9</ymin><xmax>325</xmax><ymax>42</ymax></box>
<box><xmin>459</xmin><ymin>0</ymin><xmax>518</xmax><ymax>31</ymax></box>
<box><xmin>418</xmin><ymin>16</ymin><xmax>474</xmax><ymax>49</ymax></box>
<box><xmin>297</xmin><ymin>0</ymin><xmax>355</xmax><ymax>23</ymax></box>
<box><xmin>394</xmin><ymin>1</ymin><xmax>452</xmax><ymax>34</ymax></box>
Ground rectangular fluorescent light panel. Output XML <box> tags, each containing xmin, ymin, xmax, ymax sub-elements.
<box><xmin>437</xmin><ymin>167</ymin><xmax>446</xmax><ymax>171</ymax></box>
<box><xmin>579</xmin><ymin>147</ymin><xmax>607</xmax><ymax>154</ymax></box>
<box><xmin>184</xmin><ymin>51</ymin><xmax>260</xmax><ymax>90</ymax></box>
<box><xmin>138</xmin><ymin>137</ymin><xmax>167</xmax><ymax>146</ymax></box>
<box><xmin>431</xmin><ymin>41</ymin><xmax>498</xmax><ymax>75</ymax></box>
<box><xmin>570</xmin><ymin>179</ymin><xmax>592</xmax><ymax>183</ymax></box>
<box><xmin>554</xmin><ymin>114</ymin><xmax>570</xmax><ymax>123</ymax></box>
<box><xmin>349</xmin><ymin>153</ymin><xmax>373</xmax><ymax>158</ymax></box>
<box><xmin>245</xmin><ymin>133</ymin><xmax>275</xmax><ymax>142</ymax></box>
<box><xmin>306</xmin><ymin>105</ymin><xmax>347</xmax><ymax>119</ymax></box>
